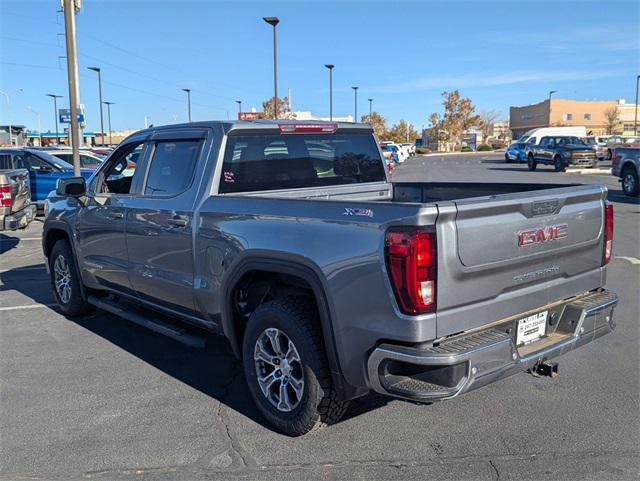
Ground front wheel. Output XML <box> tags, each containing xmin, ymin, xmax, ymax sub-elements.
<box><xmin>554</xmin><ymin>156</ymin><xmax>566</xmax><ymax>172</ymax></box>
<box><xmin>622</xmin><ymin>166</ymin><xmax>639</xmax><ymax>196</ymax></box>
<box><xmin>527</xmin><ymin>155</ymin><xmax>537</xmax><ymax>171</ymax></box>
<box><xmin>49</xmin><ymin>240</ymin><xmax>94</xmax><ymax>317</ymax></box>
<box><xmin>242</xmin><ymin>297</ymin><xmax>349</xmax><ymax>436</ymax></box>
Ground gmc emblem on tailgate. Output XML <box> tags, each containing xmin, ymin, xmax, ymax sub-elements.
<box><xmin>518</xmin><ymin>224</ymin><xmax>568</xmax><ymax>246</ymax></box>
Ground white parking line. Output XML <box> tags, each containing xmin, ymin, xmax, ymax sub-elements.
<box><xmin>615</xmin><ymin>256</ymin><xmax>640</xmax><ymax>265</ymax></box>
<box><xmin>0</xmin><ymin>303</ymin><xmax>57</xmax><ymax>312</ymax></box>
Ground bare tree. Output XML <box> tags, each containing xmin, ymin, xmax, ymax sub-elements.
<box><xmin>479</xmin><ymin>110</ymin><xmax>500</xmax><ymax>143</ymax></box>
<box><xmin>603</xmin><ymin>106</ymin><xmax>621</xmax><ymax>135</ymax></box>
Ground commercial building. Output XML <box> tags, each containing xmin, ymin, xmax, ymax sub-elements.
<box><xmin>510</xmin><ymin>98</ymin><xmax>639</xmax><ymax>138</ymax></box>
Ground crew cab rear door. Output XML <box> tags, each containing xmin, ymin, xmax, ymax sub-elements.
<box><xmin>125</xmin><ymin>128</ymin><xmax>210</xmax><ymax>316</ymax></box>
<box><xmin>435</xmin><ymin>185</ymin><xmax>607</xmax><ymax>337</ymax></box>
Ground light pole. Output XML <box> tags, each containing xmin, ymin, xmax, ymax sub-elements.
<box><xmin>236</xmin><ymin>100</ymin><xmax>242</xmax><ymax>119</ymax></box>
<box><xmin>263</xmin><ymin>17</ymin><xmax>279</xmax><ymax>119</ymax></box>
<box><xmin>27</xmin><ymin>106</ymin><xmax>42</xmax><ymax>146</ymax></box>
<box><xmin>0</xmin><ymin>90</ymin><xmax>12</xmax><ymax>145</ymax></box>
<box><xmin>324</xmin><ymin>64</ymin><xmax>334</xmax><ymax>121</ymax></box>
<box><xmin>46</xmin><ymin>94</ymin><xmax>63</xmax><ymax>145</ymax></box>
<box><xmin>182</xmin><ymin>88</ymin><xmax>191</xmax><ymax>122</ymax></box>
<box><xmin>634</xmin><ymin>75</ymin><xmax>639</xmax><ymax>135</ymax></box>
<box><xmin>87</xmin><ymin>67</ymin><xmax>104</xmax><ymax>146</ymax></box>
<box><xmin>368</xmin><ymin>98</ymin><xmax>373</xmax><ymax>124</ymax></box>
<box><xmin>103</xmin><ymin>101</ymin><xmax>114</xmax><ymax>145</ymax></box>
<box><xmin>548</xmin><ymin>90</ymin><xmax>557</xmax><ymax>125</ymax></box>
<box><xmin>352</xmin><ymin>86</ymin><xmax>359</xmax><ymax>123</ymax></box>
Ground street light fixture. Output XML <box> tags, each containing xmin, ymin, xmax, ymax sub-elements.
<box><xmin>324</xmin><ymin>64</ymin><xmax>334</xmax><ymax>121</ymax></box>
<box><xmin>103</xmin><ymin>101</ymin><xmax>114</xmax><ymax>145</ymax></box>
<box><xmin>182</xmin><ymin>88</ymin><xmax>192</xmax><ymax>122</ymax></box>
<box><xmin>0</xmin><ymin>90</ymin><xmax>13</xmax><ymax>145</ymax></box>
<box><xmin>236</xmin><ymin>100</ymin><xmax>242</xmax><ymax>119</ymax></box>
<box><xmin>548</xmin><ymin>90</ymin><xmax>558</xmax><ymax>125</ymax></box>
<box><xmin>368</xmin><ymin>98</ymin><xmax>373</xmax><ymax>124</ymax></box>
<box><xmin>46</xmin><ymin>94</ymin><xmax>63</xmax><ymax>145</ymax></box>
<box><xmin>263</xmin><ymin>17</ymin><xmax>280</xmax><ymax>119</ymax></box>
<box><xmin>352</xmin><ymin>86</ymin><xmax>359</xmax><ymax>123</ymax></box>
<box><xmin>634</xmin><ymin>75</ymin><xmax>639</xmax><ymax>136</ymax></box>
<box><xmin>87</xmin><ymin>67</ymin><xmax>105</xmax><ymax>146</ymax></box>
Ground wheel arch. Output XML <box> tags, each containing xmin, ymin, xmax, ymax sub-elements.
<box><xmin>221</xmin><ymin>252</ymin><xmax>357</xmax><ymax>400</ymax></box>
<box><xmin>43</xmin><ymin>221</ymin><xmax>88</xmax><ymax>300</ymax></box>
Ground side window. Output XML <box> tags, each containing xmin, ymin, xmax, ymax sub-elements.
<box><xmin>539</xmin><ymin>138</ymin><xmax>549</xmax><ymax>147</ymax></box>
<box><xmin>96</xmin><ymin>141</ymin><xmax>145</xmax><ymax>195</ymax></box>
<box><xmin>56</xmin><ymin>154</ymin><xmax>73</xmax><ymax>163</ymax></box>
<box><xmin>0</xmin><ymin>154</ymin><xmax>12</xmax><ymax>169</ymax></box>
<box><xmin>143</xmin><ymin>140</ymin><xmax>202</xmax><ymax>196</ymax></box>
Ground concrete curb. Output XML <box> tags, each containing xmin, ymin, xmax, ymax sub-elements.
<box><xmin>570</xmin><ymin>168</ymin><xmax>612</xmax><ymax>175</ymax></box>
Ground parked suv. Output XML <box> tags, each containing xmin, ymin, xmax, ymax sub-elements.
<box><xmin>43</xmin><ymin>120</ymin><xmax>617</xmax><ymax>435</ymax></box>
<box><xmin>526</xmin><ymin>136</ymin><xmax>597</xmax><ymax>172</ymax></box>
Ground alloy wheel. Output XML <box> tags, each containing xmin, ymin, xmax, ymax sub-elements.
<box><xmin>623</xmin><ymin>172</ymin><xmax>637</xmax><ymax>195</ymax></box>
<box><xmin>254</xmin><ymin>328</ymin><xmax>304</xmax><ymax>412</ymax></box>
<box><xmin>53</xmin><ymin>254</ymin><xmax>72</xmax><ymax>304</ymax></box>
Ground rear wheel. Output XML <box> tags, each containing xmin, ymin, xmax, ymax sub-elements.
<box><xmin>622</xmin><ymin>166</ymin><xmax>639</xmax><ymax>196</ymax></box>
<box><xmin>49</xmin><ymin>240</ymin><xmax>94</xmax><ymax>317</ymax></box>
<box><xmin>504</xmin><ymin>153</ymin><xmax>510</xmax><ymax>163</ymax></box>
<box><xmin>554</xmin><ymin>155</ymin><xmax>566</xmax><ymax>172</ymax></box>
<box><xmin>242</xmin><ymin>296</ymin><xmax>349</xmax><ymax>436</ymax></box>
<box><xmin>527</xmin><ymin>154</ymin><xmax>537</xmax><ymax>171</ymax></box>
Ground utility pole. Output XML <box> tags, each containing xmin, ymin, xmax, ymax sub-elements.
<box><xmin>325</xmin><ymin>64</ymin><xmax>334</xmax><ymax>121</ymax></box>
<box><xmin>548</xmin><ymin>90</ymin><xmax>557</xmax><ymax>126</ymax></box>
<box><xmin>103</xmin><ymin>101</ymin><xmax>114</xmax><ymax>145</ymax></box>
<box><xmin>182</xmin><ymin>89</ymin><xmax>191</xmax><ymax>122</ymax></box>
<box><xmin>0</xmin><ymin>90</ymin><xmax>12</xmax><ymax>146</ymax></box>
<box><xmin>352</xmin><ymin>86</ymin><xmax>358</xmax><ymax>123</ymax></box>
<box><xmin>62</xmin><ymin>0</ymin><xmax>82</xmax><ymax>176</ymax></box>
<box><xmin>46</xmin><ymin>94</ymin><xmax>63</xmax><ymax>145</ymax></box>
<box><xmin>368</xmin><ymin>98</ymin><xmax>373</xmax><ymax>124</ymax></box>
<box><xmin>88</xmin><ymin>67</ymin><xmax>105</xmax><ymax>146</ymax></box>
<box><xmin>263</xmin><ymin>17</ymin><xmax>280</xmax><ymax>119</ymax></box>
<box><xmin>634</xmin><ymin>75</ymin><xmax>639</xmax><ymax>136</ymax></box>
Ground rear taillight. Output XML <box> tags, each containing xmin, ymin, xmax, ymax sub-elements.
<box><xmin>385</xmin><ymin>229</ymin><xmax>437</xmax><ymax>314</ymax></box>
<box><xmin>387</xmin><ymin>162</ymin><xmax>393</xmax><ymax>174</ymax></box>
<box><xmin>0</xmin><ymin>184</ymin><xmax>11</xmax><ymax>207</ymax></box>
<box><xmin>603</xmin><ymin>203</ymin><xmax>614</xmax><ymax>265</ymax></box>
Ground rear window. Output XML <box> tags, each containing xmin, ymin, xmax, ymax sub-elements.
<box><xmin>219</xmin><ymin>133</ymin><xmax>386</xmax><ymax>194</ymax></box>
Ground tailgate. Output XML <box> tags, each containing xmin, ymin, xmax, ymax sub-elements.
<box><xmin>436</xmin><ymin>185</ymin><xmax>606</xmax><ymax>337</ymax></box>
<box><xmin>4</xmin><ymin>169</ymin><xmax>31</xmax><ymax>213</ymax></box>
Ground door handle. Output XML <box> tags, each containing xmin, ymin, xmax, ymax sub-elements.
<box><xmin>167</xmin><ymin>217</ymin><xmax>188</xmax><ymax>227</ymax></box>
<box><xmin>108</xmin><ymin>211</ymin><xmax>124</xmax><ymax>220</ymax></box>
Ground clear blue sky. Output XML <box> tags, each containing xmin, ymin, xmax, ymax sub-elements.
<box><xmin>1</xmin><ymin>0</ymin><xmax>638</xmax><ymax>133</ymax></box>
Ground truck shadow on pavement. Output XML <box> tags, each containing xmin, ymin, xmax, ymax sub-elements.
<box><xmin>0</xmin><ymin>233</ymin><xmax>20</xmax><ymax>254</ymax></box>
<box><xmin>1</xmin><ymin>263</ymin><xmax>392</xmax><ymax>433</ymax></box>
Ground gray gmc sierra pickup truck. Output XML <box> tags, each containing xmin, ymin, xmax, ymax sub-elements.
<box><xmin>43</xmin><ymin>120</ymin><xmax>618</xmax><ymax>435</ymax></box>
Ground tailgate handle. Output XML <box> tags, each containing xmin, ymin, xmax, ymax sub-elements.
<box><xmin>167</xmin><ymin>216</ymin><xmax>188</xmax><ymax>227</ymax></box>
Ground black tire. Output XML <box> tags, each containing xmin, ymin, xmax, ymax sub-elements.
<box><xmin>242</xmin><ymin>296</ymin><xmax>349</xmax><ymax>436</ymax></box>
<box><xmin>554</xmin><ymin>155</ymin><xmax>566</xmax><ymax>173</ymax></box>
<box><xmin>527</xmin><ymin>154</ymin><xmax>537</xmax><ymax>171</ymax></box>
<box><xmin>49</xmin><ymin>240</ymin><xmax>94</xmax><ymax>317</ymax></box>
<box><xmin>622</xmin><ymin>165</ymin><xmax>639</xmax><ymax>196</ymax></box>
<box><xmin>504</xmin><ymin>153</ymin><xmax>510</xmax><ymax>163</ymax></box>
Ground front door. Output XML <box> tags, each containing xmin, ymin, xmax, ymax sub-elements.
<box><xmin>125</xmin><ymin>129</ymin><xmax>209</xmax><ymax>315</ymax></box>
<box><xmin>75</xmin><ymin>138</ymin><xmax>148</xmax><ymax>293</ymax></box>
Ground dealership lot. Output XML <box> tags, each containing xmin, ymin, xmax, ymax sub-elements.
<box><xmin>1</xmin><ymin>152</ymin><xmax>638</xmax><ymax>481</ymax></box>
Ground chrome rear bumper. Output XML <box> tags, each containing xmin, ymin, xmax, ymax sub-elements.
<box><xmin>367</xmin><ymin>289</ymin><xmax>617</xmax><ymax>402</ymax></box>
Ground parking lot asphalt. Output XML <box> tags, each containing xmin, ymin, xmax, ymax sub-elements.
<box><xmin>1</xmin><ymin>152</ymin><xmax>639</xmax><ymax>481</ymax></box>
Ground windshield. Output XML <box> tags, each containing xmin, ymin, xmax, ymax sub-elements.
<box><xmin>31</xmin><ymin>150</ymin><xmax>74</xmax><ymax>170</ymax></box>
<box><xmin>219</xmin><ymin>133</ymin><xmax>386</xmax><ymax>194</ymax></box>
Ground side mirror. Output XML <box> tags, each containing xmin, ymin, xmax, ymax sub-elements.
<box><xmin>56</xmin><ymin>177</ymin><xmax>86</xmax><ymax>197</ymax></box>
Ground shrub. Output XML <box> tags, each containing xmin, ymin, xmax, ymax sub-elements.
<box><xmin>416</xmin><ymin>147</ymin><xmax>430</xmax><ymax>154</ymax></box>
<box><xmin>461</xmin><ymin>146</ymin><xmax>473</xmax><ymax>152</ymax></box>
<box><xmin>477</xmin><ymin>144</ymin><xmax>492</xmax><ymax>151</ymax></box>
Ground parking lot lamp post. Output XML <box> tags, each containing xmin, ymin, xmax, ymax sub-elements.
<box><xmin>548</xmin><ymin>90</ymin><xmax>557</xmax><ymax>125</ymax></box>
<box><xmin>352</xmin><ymin>86</ymin><xmax>358</xmax><ymax>123</ymax></box>
<box><xmin>262</xmin><ymin>17</ymin><xmax>279</xmax><ymax>119</ymax></box>
<box><xmin>182</xmin><ymin>89</ymin><xmax>191</xmax><ymax>122</ymax></box>
<box><xmin>236</xmin><ymin>100</ymin><xmax>242</xmax><ymax>119</ymax></box>
<box><xmin>46</xmin><ymin>94</ymin><xmax>63</xmax><ymax>145</ymax></box>
<box><xmin>87</xmin><ymin>67</ymin><xmax>104</xmax><ymax>145</ymax></box>
<box><xmin>324</xmin><ymin>64</ymin><xmax>334</xmax><ymax>121</ymax></box>
<box><xmin>634</xmin><ymin>75</ymin><xmax>639</xmax><ymax>135</ymax></box>
<box><xmin>0</xmin><ymin>90</ymin><xmax>13</xmax><ymax>145</ymax></box>
<box><xmin>368</xmin><ymin>98</ymin><xmax>373</xmax><ymax>124</ymax></box>
<box><xmin>103</xmin><ymin>101</ymin><xmax>114</xmax><ymax>145</ymax></box>
<box><xmin>27</xmin><ymin>106</ymin><xmax>42</xmax><ymax>146</ymax></box>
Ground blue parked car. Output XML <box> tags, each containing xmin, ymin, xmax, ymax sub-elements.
<box><xmin>0</xmin><ymin>148</ymin><xmax>94</xmax><ymax>207</ymax></box>
<box><xmin>505</xmin><ymin>142</ymin><xmax>528</xmax><ymax>163</ymax></box>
